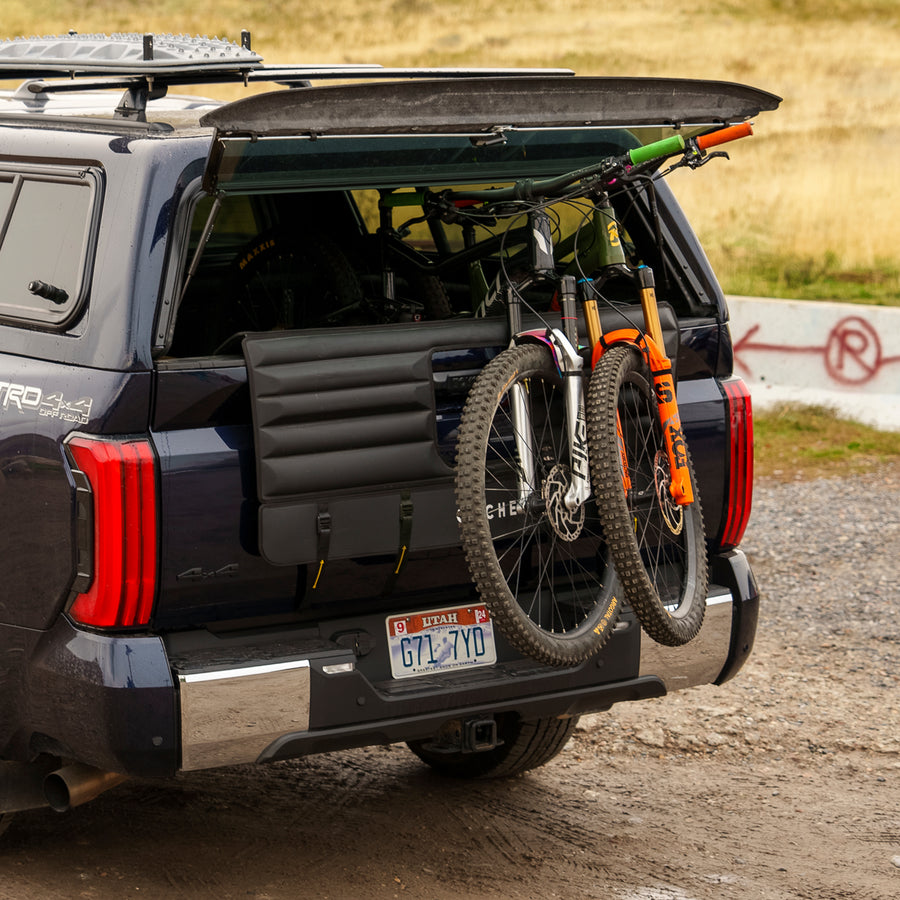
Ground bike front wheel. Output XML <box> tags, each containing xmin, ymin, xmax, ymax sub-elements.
<box><xmin>455</xmin><ymin>343</ymin><xmax>621</xmax><ymax>666</ymax></box>
<box><xmin>587</xmin><ymin>344</ymin><xmax>707</xmax><ymax>646</ymax></box>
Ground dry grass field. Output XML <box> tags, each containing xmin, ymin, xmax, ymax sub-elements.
<box><xmin>3</xmin><ymin>0</ymin><xmax>899</xmax><ymax>299</ymax></box>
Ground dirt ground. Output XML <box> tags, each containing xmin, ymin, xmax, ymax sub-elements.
<box><xmin>1</xmin><ymin>471</ymin><xmax>898</xmax><ymax>899</ymax></box>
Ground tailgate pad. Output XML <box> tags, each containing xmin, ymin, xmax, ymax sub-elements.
<box><xmin>243</xmin><ymin>318</ymin><xmax>507</xmax><ymax>566</ymax></box>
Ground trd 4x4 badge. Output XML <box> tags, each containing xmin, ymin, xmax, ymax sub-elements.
<box><xmin>0</xmin><ymin>381</ymin><xmax>93</xmax><ymax>424</ymax></box>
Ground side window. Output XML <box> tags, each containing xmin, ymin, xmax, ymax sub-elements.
<box><xmin>0</xmin><ymin>167</ymin><xmax>100</xmax><ymax>327</ymax></box>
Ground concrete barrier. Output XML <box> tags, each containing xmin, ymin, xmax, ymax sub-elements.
<box><xmin>726</xmin><ymin>296</ymin><xmax>900</xmax><ymax>431</ymax></box>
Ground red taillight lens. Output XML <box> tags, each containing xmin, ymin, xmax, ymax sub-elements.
<box><xmin>718</xmin><ymin>379</ymin><xmax>754</xmax><ymax>550</ymax></box>
<box><xmin>67</xmin><ymin>436</ymin><xmax>158</xmax><ymax>628</ymax></box>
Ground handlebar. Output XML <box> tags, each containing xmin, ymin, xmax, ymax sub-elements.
<box><xmin>627</xmin><ymin>134</ymin><xmax>686</xmax><ymax>166</ymax></box>
<box><xmin>384</xmin><ymin>126</ymin><xmax>754</xmax><ymax>214</ymax></box>
<box><xmin>441</xmin><ymin>134</ymin><xmax>687</xmax><ymax>206</ymax></box>
<box><xmin>380</xmin><ymin>190</ymin><xmax>427</xmax><ymax>209</ymax></box>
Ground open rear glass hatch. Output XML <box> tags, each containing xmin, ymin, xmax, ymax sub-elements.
<box><xmin>201</xmin><ymin>75</ymin><xmax>781</xmax><ymax>189</ymax></box>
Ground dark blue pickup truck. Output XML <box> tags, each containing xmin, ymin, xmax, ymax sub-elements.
<box><xmin>0</xmin><ymin>33</ymin><xmax>776</xmax><ymax>834</ymax></box>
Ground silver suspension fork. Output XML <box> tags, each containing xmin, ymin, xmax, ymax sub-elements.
<box><xmin>563</xmin><ymin>365</ymin><xmax>591</xmax><ymax>510</ymax></box>
<box><xmin>505</xmin><ymin>270</ymin><xmax>590</xmax><ymax>511</ymax></box>
<box><xmin>510</xmin><ymin>380</ymin><xmax>538</xmax><ymax>507</ymax></box>
<box><xmin>559</xmin><ymin>276</ymin><xmax>591</xmax><ymax>511</ymax></box>
<box><xmin>508</xmin><ymin>327</ymin><xmax>591</xmax><ymax>511</ymax></box>
<box><xmin>503</xmin><ymin>281</ymin><xmax>538</xmax><ymax>507</ymax></box>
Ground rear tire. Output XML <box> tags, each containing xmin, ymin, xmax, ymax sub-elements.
<box><xmin>587</xmin><ymin>344</ymin><xmax>707</xmax><ymax>646</ymax></box>
<box><xmin>407</xmin><ymin>714</ymin><xmax>579</xmax><ymax>778</ymax></box>
<box><xmin>404</xmin><ymin>270</ymin><xmax>454</xmax><ymax>320</ymax></box>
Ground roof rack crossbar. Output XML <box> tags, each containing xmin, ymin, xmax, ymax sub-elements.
<box><xmin>2</xmin><ymin>66</ymin><xmax>574</xmax><ymax>90</ymax></box>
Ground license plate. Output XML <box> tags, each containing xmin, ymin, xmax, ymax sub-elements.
<box><xmin>386</xmin><ymin>603</ymin><xmax>497</xmax><ymax>679</ymax></box>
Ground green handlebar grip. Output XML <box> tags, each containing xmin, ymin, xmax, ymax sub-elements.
<box><xmin>380</xmin><ymin>190</ymin><xmax>426</xmax><ymax>208</ymax></box>
<box><xmin>628</xmin><ymin>135</ymin><xmax>686</xmax><ymax>166</ymax></box>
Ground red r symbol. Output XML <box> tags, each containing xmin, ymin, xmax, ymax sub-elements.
<box><xmin>824</xmin><ymin>317</ymin><xmax>882</xmax><ymax>385</ymax></box>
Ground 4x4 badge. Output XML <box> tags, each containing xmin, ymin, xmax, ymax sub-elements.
<box><xmin>0</xmin><ymin>382</ymin><xmax>93</xmax><ymax>424</ymax></box>
<box><xmin>176</xmin><ymin>564</ymin><xmax>239</xmax><ymax>581</ymax></box>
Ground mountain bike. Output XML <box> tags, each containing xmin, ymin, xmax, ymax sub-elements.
<box><xmin>444</xmin><ymin>124</ymin><xmax>753</xmax><ymax>663</ymax></box>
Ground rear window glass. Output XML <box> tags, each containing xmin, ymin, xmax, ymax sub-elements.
<box><xmin>0</xmin><ymin>167</ymin><xmax>100</xmax><ymax>327</ymax></box>
<box><xmin>167</xmin><ymin>129</ymin><xmax>718</xmax><ymax>358</ymax></box>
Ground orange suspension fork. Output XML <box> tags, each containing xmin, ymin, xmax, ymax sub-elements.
<box><xmin>637</xmin><ymin>267</ymin><xmax>691</xmax><ymax>503</ymax></box>
<box><xmin>592</xmin><ymin>317</ymin><xmax>694</xmax><ymax>506</ymax></box>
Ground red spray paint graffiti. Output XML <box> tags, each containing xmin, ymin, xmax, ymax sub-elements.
<box><xmin>733</xmin><ymin>315</ymin><xmax>900</xmax><ymax>386</ymax></box>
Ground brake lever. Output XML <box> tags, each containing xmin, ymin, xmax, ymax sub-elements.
<box><xmin>661</xmin><ymin>148</ymin><xmax>730</xmax><ymax>176</ymax></box>
<box><xmin>687</xmin><ymin>149</ymin><xmax>730</xmax><ymax>169</ymax></box>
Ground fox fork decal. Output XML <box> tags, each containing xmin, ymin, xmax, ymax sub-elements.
<box><xmin>593</xmin><ymin>328</ymin><xmax>694</xmax><ymax>506</ymax></box>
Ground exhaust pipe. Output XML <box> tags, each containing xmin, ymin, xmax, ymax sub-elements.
<box><xmin>43</xmin><ymin>764</ymin><xmax>127</xmax><ymax>813</ymax></box>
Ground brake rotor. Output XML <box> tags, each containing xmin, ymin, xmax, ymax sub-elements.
<box><xmin>543</xmin><ymin>464</ymin><xmax>585</xmax><ymax>542</ymax></box>
<box><xmin>653</xmin><ymin>450</ymin><xmax>684</xmax><ymax>535</ymax></box>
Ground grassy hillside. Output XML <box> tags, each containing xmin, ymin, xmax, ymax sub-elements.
<box><xmin>754</xmin><ymin>403</ymin><xmax>900</xmax><ymax>479</ymax></box>
<box><xmin>3</xmin><ymin>1</ymin><xmax>899</xmax><ymax>301</ymax></box>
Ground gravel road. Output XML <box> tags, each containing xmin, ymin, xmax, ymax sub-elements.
<box><xmin>0</xmin><ymin>467</ymin><xmax>898</xmax><ymax>899</ymax></box>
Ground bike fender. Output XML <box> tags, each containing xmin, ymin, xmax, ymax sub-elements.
<box><xmin>516</xmin><ymin>330</ymin><xmax>562</xmax><ymax>373</ymax></box>
<box><xmin>514</xmin><ymin>329</ymin><xmax>556</xmax><ymax>351</ymax></box>
<box><xmin>514</xmin><ymin>329</ymin><xmax>582</xmax><ymax>375</ymax></box>
<box><xmin>590</xmin><ymin>327</ymin><xmax>648</xmax><ymax>368</ymax></box>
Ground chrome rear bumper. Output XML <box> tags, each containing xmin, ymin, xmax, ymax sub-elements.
<box><xmin>638</xmin><ymin>586</ymin><xmax>734</xmax><ymax>691</ymax></box>
<box><xmin>176</xmin><ymin>589</ymin><xmax>736</xmax><ymax>772</ymax></box>
<box><xmin>178</xmin><ymin>660</ymin><xmax>310</xmax><ymax>771</ymax></box>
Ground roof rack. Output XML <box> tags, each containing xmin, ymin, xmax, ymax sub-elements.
<box><xmin>0</xmin><ymin>31</ymin><xmax>263</xmax><ymax>75</ymax></box>
<box><xmin>0</xmin><ymin>32</ymin><xmax>574</xmax><ymax>121</ymax></box>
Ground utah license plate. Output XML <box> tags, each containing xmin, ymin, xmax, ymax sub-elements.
<box><xmin>386</xmin><ymin>603</ymin><xmax>497</xmax><ymax>679</ymax></box>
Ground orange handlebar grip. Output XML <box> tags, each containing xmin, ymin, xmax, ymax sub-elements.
<box><xmin>696</xmin><ymin>122</ymin><xmax>753</xmax><ymax>150</ymax></box>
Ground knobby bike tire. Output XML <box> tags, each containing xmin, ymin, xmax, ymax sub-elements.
<box><xmin>365</xmin><ymin>234</ymin><xmax>455</xmax><ymax>320</ymax></box>
<box><xmin>405</xmin><ymin>270</ymin><xmax>454</xmax><ymax>320</ymax></box>
<box><xmin>233</xmin><ymin>231</ymin><xmax>364</xmax><ymax>331</ymax></box>
<box><xmin>586</xmin><ymin>344</ymin><xmax>707</xmax><ymax>646</ymax></box>
<box><xmin>455</xmin><ymin>343</ymin><xmax>621</xmax><ymax>666</ymax></box>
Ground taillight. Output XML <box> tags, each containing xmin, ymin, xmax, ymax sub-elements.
<box><xmin>718</xmin><ymin>379</ymin><xmax>753</xmax><ymax>550</ymax></box>
<box><xmin>66</xmin><ymin>436</ymin><xmax>158</xmax><ymax>628</ymax></box>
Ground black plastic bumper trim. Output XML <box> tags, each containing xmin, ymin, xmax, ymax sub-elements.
<box><xmin>257</xmin><ymin>675</ymin><xmax>666</xmax><ymax>762</ymax></box>
<box><xmin>712</xmin><ymin>549</ymin><xmax>760</xmax><ymax>684</ymax></box>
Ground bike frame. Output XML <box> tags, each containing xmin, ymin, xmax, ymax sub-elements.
<box><xmin>502</xmin><ymin>128</ymin><xmax>754</xmax><ymax>511</ymax></box>
<box><xmin>496</xmin><ymin>198</ymin><xmax>690</xmax><ymax>514</ymax></box>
